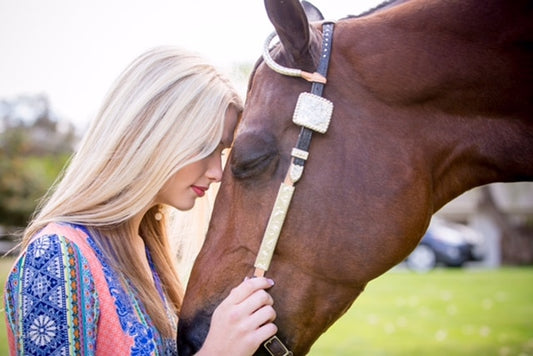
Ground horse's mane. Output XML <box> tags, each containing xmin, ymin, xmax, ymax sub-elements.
<box><xmin>344</xmin><ymin>0</ymin><xmax>402</xmax><ymax>19</ymax></box>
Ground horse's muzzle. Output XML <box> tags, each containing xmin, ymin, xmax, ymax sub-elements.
<box><xmin>176</xmin><ymin>313</ymin><xmax>210</xmax><ymax>356</ymax></box>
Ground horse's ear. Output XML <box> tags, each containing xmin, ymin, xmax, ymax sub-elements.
<box><xmin>264</xmin><ymin>0</ymin><xmax>316</xmax><ymax>69</ymax></box>
<box><xmin>302</xmin><ymin>1</ymin><xmax>325</xmax><ymax>21</ymax></box>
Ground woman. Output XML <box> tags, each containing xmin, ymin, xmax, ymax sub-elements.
<box><xmin>4</xmin><ymin>47</ymin><xmax>277</xmax><ymax>355</ymax></box>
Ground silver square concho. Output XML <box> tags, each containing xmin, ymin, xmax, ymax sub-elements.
<box><xmin>292</xmin><ymin>92</ymin><xmax>334</xmax><ymax>134</ymax></box>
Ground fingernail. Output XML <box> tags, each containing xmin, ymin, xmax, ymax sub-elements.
<box><xmin>267</xmin><ymin>278</ymin><xmax>275</xmax><ymax>286</ymax></box>
<box><xmin>244</xmin><ymin>276</ymin><xmax>250</xmax><ymax>281</ymax></box>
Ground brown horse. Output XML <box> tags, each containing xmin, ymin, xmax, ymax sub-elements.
<box><xmin>178</xmin><ymin>0</ymin><xmax>533</xmax><ymax>354</ymax></box>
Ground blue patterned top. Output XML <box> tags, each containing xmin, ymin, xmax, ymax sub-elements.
<box><xmin>4</xmin><ymin>222</ymin><xmax>178</xmax><ymax>355</ymax></box>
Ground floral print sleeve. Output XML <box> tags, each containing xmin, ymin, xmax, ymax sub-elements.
<box><xmin>4</xmin><ymin>233</ymin><xmax>99</xmax><ymax>355</ymax></box>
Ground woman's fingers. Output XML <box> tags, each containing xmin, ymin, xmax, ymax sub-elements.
<box><xmin>225</xmin><ymin>277</ymin><xmax>275</xmax><ymax>305</ymax></box>
<box><xmin>245</xmin><ymin>303</ymin><xmax>277</xmax><ymax>330</ymax></box>
<box><xmin>201</xmin><ymin>277</ymin><xmax>278</xmax><ymax>355</ymax></box>
<box><xmin>216</xmin><ymin>278</ymin><xmax>276</xmax><ymax>329</ymax></box>
<box><xmin>242</xmin><ymin>288</ymin><xmax>274</xmax><ymax>312</ymax></box>
<box><xmin>251</xmin><ymin>320</ymin><xmax>278</xmax><ymax>346</ymax></box>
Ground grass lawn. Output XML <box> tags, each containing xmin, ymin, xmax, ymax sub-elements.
<box><xmin>0</xmin><ymin>257</ymin><xmax>14</xmax><ymax>355</ymax></box>
<box><xmin>310</xmin><ymin>267</ymin><xmax>533</xmax><ymax>355</ymax></box>
<box><xmin>0</xmin><ymin>258</ymin><xmax>531</xmax><ymax>355</ymax></box>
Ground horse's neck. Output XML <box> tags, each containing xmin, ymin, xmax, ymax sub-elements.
<box><xmin>345</xmin><ymin>0</ymin><xmax>532</xmax><ymax>115</ymax></box>
<box><xmin>428</xmin><ymin>114</ymin><xmax>533</xmax><ymax>210</ymax></box>
<box><xmin>340</xmin><ymin>0</ymin><xmax>533</xmax><ymax>208</ymax></box>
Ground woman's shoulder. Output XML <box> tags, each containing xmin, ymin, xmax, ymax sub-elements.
<box><xmin>6</xmin><ymin>222</ymin><xmax>101</xmax><ymax>309</ymax></box>
<box><xmin>33</xmin><ymin>221</ymin><xmax>90</xmax><ymax>244</ymax></box>
<box><xmin>22</xmin><ymin>222</ymin><xmax>106</xmax><ymax>269</ymax></box>
<box><xmin>5</xmin><ymin>222</ymin><xmax>106</xmax><ymax>281</ymax></box>
<box><xmin>14</xmin><ymin>222</ymin><xmax>95</xmax><ymax>270</ymax></box>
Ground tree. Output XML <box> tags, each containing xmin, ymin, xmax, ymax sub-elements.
<box><xmin>0</xmin><ymin>95</ymin><xmax>77</xmax><ymax>232</ymax></box>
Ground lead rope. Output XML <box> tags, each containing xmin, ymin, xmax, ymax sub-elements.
<box><xmin>253</xmin><ymin>22</ymin><xmax>335</xmax><ymax>356</ymax></box>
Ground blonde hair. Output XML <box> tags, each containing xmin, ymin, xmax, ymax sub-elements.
<box><xmin>22</xmin><ymin>46</ymin><xmax>243</xmax><ymax>336</ymax></box>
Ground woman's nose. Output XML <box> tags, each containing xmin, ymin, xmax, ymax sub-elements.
<box><xmin>206</xmin><ymin>154</ymin><xmax>223</xmax><ymax>183</ymax></box>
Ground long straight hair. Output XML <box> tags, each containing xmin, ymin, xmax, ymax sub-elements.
<box><xmin>22</xmin><ymin>47</ymin><xmax>243</xmax><ymax>336</ymax></box>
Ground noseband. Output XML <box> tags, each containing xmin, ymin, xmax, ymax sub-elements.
<box><xmin>252</xmin><ymin>22</ymin><xmax>335</xmax><ymax>356</ymax></box>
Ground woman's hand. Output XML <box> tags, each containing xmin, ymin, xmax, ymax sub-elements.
<box><xmin>196</xmin><ymin>277</ymin><xmax>278</xmax><ymax>356</ymax></box>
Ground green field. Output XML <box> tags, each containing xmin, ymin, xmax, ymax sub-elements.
<box><xmin>310</xmin><ymin>267</ymin><xmax>533</xmax><ymax>355</ymax></box>
<box><xmin>0</xmin><ymin>258</ymin><xmax>531</xmax><ymax>355</ymax></box>
<box><xmin>0</xmin><ymin>257</ymin><xmax>13</xmax><ymax>355</ymax></box>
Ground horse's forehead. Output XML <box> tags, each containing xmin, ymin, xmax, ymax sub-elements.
<box><xmin>240</xmin><ymin>64</ymin><xmax>309</xmax><ymax>136</ymax></box>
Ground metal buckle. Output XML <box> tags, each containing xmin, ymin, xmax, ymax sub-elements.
<box><xmin>264</xmin><ymin>335</ymin><xmax>293</xmax><ymax>356</ymax></box>
<box><xmin>293</xmin><ymin>92</ymin><xmax>333</xmax><ymax>134</ymax></box>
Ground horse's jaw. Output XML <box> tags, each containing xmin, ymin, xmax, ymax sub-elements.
<box><xmin>177</xmin><ymin>273</ymin><xmax>366</xmax><ymax>356</ymax></box>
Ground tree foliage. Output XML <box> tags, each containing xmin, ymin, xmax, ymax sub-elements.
<box><xmin>0</xmin><ymin>95</ymin><xmax>77</xmax><ymax>230</ymax></box>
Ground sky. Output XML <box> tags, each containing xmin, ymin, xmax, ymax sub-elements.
<box><xmin>0</xmin><ymin>0</ymin><xmax>382</xmax><ymax>129</ymax></box>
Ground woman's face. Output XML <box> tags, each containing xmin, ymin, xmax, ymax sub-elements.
<box><xmin>155</xmin><ymin>105</ymin><xmax>240</xmax><ymax>211</ymax></box>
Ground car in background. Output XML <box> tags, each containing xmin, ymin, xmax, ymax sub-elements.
<box><xmin>405</xmin><ymin>218</ymin><xmax>485</xmax><ymax>272</ymax></box>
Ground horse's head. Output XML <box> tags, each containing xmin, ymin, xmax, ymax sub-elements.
<box><xmin>178</xmin><ymin>0</ymin><xmax>533</xmax><ymax>354</ymax></box>
<box><xmin>178</xmin><ymin>1</ymin><xmax>432</xmax><ymax>354</ymax></box>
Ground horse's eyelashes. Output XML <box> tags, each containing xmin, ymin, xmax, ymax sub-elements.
<box><xmin>229</xmin><ymin>132</ymin><xmax>279</xmax><ymax>180</ymax></box>
<box><xmin>231</xmin><ymin>152</ymin><xmax>277</xmax><ymax>179</ymax></box>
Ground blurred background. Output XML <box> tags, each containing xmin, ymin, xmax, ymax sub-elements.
<box><xmin>1</xmin><ymin>1</ymin><xmax>532</xmax><ymax>355</ymax></box>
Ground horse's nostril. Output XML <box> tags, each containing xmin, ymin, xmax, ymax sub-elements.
<box><xmin>176</xmin><ymin>338</ymin><xmax>196</xmax><ymax>356</ymax></box>
<box><xmin>177</xmin><ymin>314</ymin><xmax>211</xmax><ymax>356</ymax></box>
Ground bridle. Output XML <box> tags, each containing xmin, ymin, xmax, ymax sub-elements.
<box><xmin>252</xmin><ymin>21</ymin><xmax>335</xmax><ymax>356</ymax></box>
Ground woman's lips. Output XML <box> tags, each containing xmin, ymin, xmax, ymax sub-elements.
<box><xmin>191</xmin><ymin>185</ymin><xmax>207</xmax><ymax>197</ymax></box>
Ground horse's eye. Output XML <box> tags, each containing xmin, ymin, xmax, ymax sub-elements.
<box><xmin>230</xmin><ymin>132</ymin><xmax>279</xmax><ymax>180</ymax></box>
